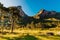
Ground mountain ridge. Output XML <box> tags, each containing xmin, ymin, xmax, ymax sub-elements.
<box><xmin>0</xmin><ymin>3</ymin><xmax>60</xmax><ymax>29</ymax></box>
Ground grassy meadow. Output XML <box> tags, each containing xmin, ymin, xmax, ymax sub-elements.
<box><xmin>0</xmin><ymin>28</ymin><xmax>60</xmax><ymax>40</ymax></box>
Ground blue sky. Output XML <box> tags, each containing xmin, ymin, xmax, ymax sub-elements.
<box><xmin>0</xmin><ymin>0</ymin><xmax>60</xmax><ymax>16</ymax></box>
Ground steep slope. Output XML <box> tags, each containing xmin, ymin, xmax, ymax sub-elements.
<box><xmin>32</xmin><ymin>9</ymin><xmax>60</xmax><ymax>28</ymax></box>
<box><xmin>33</xmin><ymin>9</ymin><xmax>60</xmax><ymax>20</ymax></box>
<box><xmin>0</xmin><ymin>2</ymin><xmax>60</xmax><ymax>29</ymax></box>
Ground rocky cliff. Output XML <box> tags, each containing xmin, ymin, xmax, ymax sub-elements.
<box><xmin>0</xmin><ymin>3</ymin><xmax>60</xmax><ymax>29</ymax></box>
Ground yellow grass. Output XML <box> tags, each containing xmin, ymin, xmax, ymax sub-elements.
<box><xmin>0</xmin><ymin>28</ymin><xmax>60</xmax><ymax>40</ymax></box>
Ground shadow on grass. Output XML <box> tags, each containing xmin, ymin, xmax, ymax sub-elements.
<box><xmin>14</xmin><ymin>34</ymin><xmax>39</xmax><ymax>40</ymax></box>
<box><xmin>39</xmin><ymin>35</ymin><xmax>60</xmax><ymax>40</ymax></box>
<box><xmin>0</xmin><ymin>34</ymin><xmax>39</xmax><ymax>40</ymax></box>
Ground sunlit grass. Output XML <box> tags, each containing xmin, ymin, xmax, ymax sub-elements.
<box><xmin>0</xmin><ymin>28</ymin><xmax>60</xmax><ymax>40</ymax></box>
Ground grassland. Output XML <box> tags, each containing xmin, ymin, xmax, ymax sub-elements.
<box><xmin>0</xmin><ymin>28</ymin><xmax>60</xmax><ymax>40</ymax></box>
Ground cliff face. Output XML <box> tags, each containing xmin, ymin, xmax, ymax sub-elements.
<box><xmin>34</xmin><ymin>9</ymin><xmax>59</xmax><ymax>19</ymax></box>
<box><xmin>0</xmin><ymin>3</ymin><xmax>60</xmax><ymax>29</ymax></box>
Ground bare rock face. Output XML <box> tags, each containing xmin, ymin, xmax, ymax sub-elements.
<box><xmin>33</xmin><ymin>9</ymin><xmax>44</xmax><ymax>19</ymax></box>
<box><xmin>33</xmin><ymin>9</ymin><xmax>60</xmax><ymax>19</ymax></box>
<box><xmin>8</xmin><ymin>6</ymin><xmax>28</xmax><ymax>18</ymax></box>
<box><xmin>17</xmin><ymin>6</ymin><xmax>28</xmax><ymax>18</ymax></box>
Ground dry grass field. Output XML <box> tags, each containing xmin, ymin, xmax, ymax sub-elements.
<box><xmin>0</xmin><ymin>28</ymin><xmax>60</xmax><ymax>40</ymax></box>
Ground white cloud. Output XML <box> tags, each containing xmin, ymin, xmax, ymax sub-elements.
<box><xmin>0</xmin><ymin>0</ymin><xmax>22</xmax><ymax>7</ymax></box>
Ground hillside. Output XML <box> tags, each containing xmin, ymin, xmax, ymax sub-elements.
<box><xmin>0</xmin><ymin>3</ymin><xmax>60</xmax><ymax>29</ymax></box>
